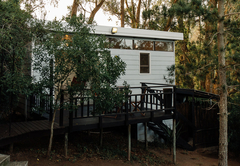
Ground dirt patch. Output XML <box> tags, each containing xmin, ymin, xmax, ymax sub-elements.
<box><xmin>0</xmin><ymin>129</ymin><xmax>239</xmax><ymax>166</ymax></box>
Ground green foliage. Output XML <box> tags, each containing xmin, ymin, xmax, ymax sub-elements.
<box><xmin>33</xmin><ymin>15</ymin><xmax>128</xmax><ymax>114</ymax></box>
<box><xmin>228</xmin><ymin>93</ymin><xmax>240</xmax><ymax>156</ymax></box>
<box><xmin>0</xmin><ymin>0</ymin><xmax>36</xmax><ymax>116</ymax></box>
<box><xmin>141</xmin><ymin>0</ymin><xmax>240</xmax><ymax>155</ymax></box>
<box><xmin>141</xmin><ymin>0</ymin><xmax>240</xmax><ymax>93</ymax></box>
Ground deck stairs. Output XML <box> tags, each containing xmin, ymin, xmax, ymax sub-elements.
<box><xmin>147</xmin><ymin>121</ymin><xmax>194</xmax><ymax>151</ymax></box>
<box><xmin>0</xmin><ymin>154</ymin><xmax>28</xmax><ymax>166</ymax></box>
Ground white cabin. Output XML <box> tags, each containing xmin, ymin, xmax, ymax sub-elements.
<box><xmin>93</xmin><ymin>25</ymin><xmax>183</xmax><ymax>90</ymax></box>
<box><xmin>93</xmin><ymin>26</ymin><xmax>183</xmax><ymax>142</ymax></box>
<box><xmin>32</xmin><ymin>25</ymin><xmax>183</xmax><ymax>142</ymax></box>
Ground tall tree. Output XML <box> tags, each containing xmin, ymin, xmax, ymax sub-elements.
<box><xmin>121</xmin><ymin>0</ymin><xmax>124</xmax><ymax>27</ymax></box>
<box><xmin>33</xmin><ymin>16</ymin><xmax>127</xmax><ymax>155</ymax></box>
<box><xmin>103</xmin><ymin>0</ymin><xmax>142</xmax><ymax>28</ymax></box>
<box><xmin>70</xmin><ymin>0</ymin><xmax>105</xmax><ymax>24</ymax></box>
<box><xmin>140</xmin><ymin>1</ymin><xmax>239</xmax><ymax>164</ymax></box>
<box><xmin>217</xmin><ymin>0</ymin><xmax>228</xmax><ymax>165</ymax></box>
<box><xmin>0</xmin><ymin>0</ymin><xmax>38</xmax><ymax>120</ymax></box>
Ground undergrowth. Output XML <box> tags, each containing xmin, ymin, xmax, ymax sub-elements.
<box><xmin>0</xmin><ymin>129</ymin><xmax>172</xmax><ymax>165</ymax></box>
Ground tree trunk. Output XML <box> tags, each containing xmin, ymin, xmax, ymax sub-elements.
<box><xmin>71</xmin><ymin>0</ymin><xmax>79</xmax><ymax>17</ymax></box>
<box><xmin>121</xmin><ymin>0</ymin><xmax>124</xmax><ymax>27</ymax></box>
<box><xmin>163</xmin><ymin>0</ymin><xmax>178</xmax><ymax>31</ymax></box>
<box><xmin>217</xmin><ymin>0</ymin><xmax>228</xmax><ymax>165</ymax></box>
<box><xmin>88</xmin><ymin>0</ymin><xmax>105</xmax><ymax>24</ymax></box>
<box><xmin>131</xmin><ymin>0</ymin><xmax>135</xmax><ymax>28</ymax></box>
<box><xmin>47</xmin><ymin>108</ymin><xmax>57</xmax><ymax>156</ymax></box>
<box><xmin>135</xmin><ymin>0</ymin><xmax>141</xmax><ymax>28</ymax></box>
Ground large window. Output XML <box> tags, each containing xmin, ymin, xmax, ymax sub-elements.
<box><xmin>140</xmin><ymin>53</ymin><xmax>150</xmax><ymax>73</ymax></box>
<box><xmin>155</xmin><ymin>41</ymin><xmax>173</xmax><ymax>52</ymax></box>
<box><xmin>134</xmin><ymin>40</ymin><xmax>153</xmax><ymax>50</ymax></box>
<box><xmin>109</xmin><ymin>38</ymin><xmax>133</xmax><ymax>49</ymax></box>
<box><xmin>106</xmin><ymin>36</ymin><xmax>174</xmax><ymax>52</ymax></box>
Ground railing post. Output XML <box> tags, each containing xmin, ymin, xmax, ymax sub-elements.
<box><xmin>141</xmin><ymin>86</ymin><xmax>145</xmax><ymax>111</ymax></box>
<box><xmin>60</xmin><ymin>90</ymin><xmax>64</xmax><ymax>126</ymax></box>
<box><xmin>163</xmin><ymin>88</ymin><xmax>173</xmax><ymax>114</ymax></box>
<box><xmin>144</xmin><ymin>122</ymin><xmax>148</xmax><ymax>150</ymax></box>
<box><xmin>173</xmin><ymin>86</ymin><xmax>177</xmax><ymax>164</ymax></box>
<box><xmin>40</xmin><ymin>90</ymin><xmax>44</xmax><ymax>114</ymax></box>
<box><xmin>125</xmin><ymin>94</ymin><xmax>129</xmax><ymax>125</ymax></box>
<box><xmin>81</xmin><ymin>97</ymin><xmax>84</xmax><ymax>117</ymax></box>
<box><xmin>87</xmin><ymin>98</ymin><xmax>90</xmax><ymax>117</ymax></box>
<box><xmin>192</xmin><ymin>94</ymin><xmax>196</xmax><ymax>149</ymax></box>
<box><xmin>75</xmin><ymin>98</ymin><xmax>77</xmax><ymax>118</ymax></box>
<box><xmin>128</xmin><ymin>124</ymin><xmax>131</xmax><ymax>161</ymax></box>
<box><xmin>99</xmin><ymin>116</ymin><xmax>103</xmax><ymax>146</ymax></box>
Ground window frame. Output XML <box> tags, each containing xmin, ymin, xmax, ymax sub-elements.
<box><xmin>139</xmin><ymin>52</ymin><xmax>151</xmax><ymax>74</ymax></box>
<box><xmin>105</xmin><ymin>35</ymin><xmax>174</xmax><ymax>52</ymax></box>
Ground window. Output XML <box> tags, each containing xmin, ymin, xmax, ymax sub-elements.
<box><xmin>154</xmin><ymin>41</ymin><xmax>173</xmax><ymax>52</ymax></box>
<box><xmin>109</xmin><ymin>37</ymin><xmax>133</xmax><ymax>49</ymax></box>
<box><xmin>140</xmin><ymin>53</ymin><xmax>150</xmax><ymax>73</ymax></box>
<box><xmin>103</xmin><ymin>36</ymin><xmax>174</xmax><ymax>52</ymax></box>
<box><xmin>134</xmin><ymin>40</ymin><xmax>153</xmax><ymax>50</ymax></box>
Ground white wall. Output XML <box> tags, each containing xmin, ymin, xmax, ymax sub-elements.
<box><xmin>110</xmin><ymin>49</ymin><xmax>175</xmax><ymax>92</ymax></box>
<box><xmin>111</xmin><ymin>48</ymin><xmax>175</xmax><ymax>142</ymax></box>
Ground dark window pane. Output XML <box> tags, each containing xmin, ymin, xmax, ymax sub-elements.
<box><xmin>140</xmin><ymin>54</ymin><xmax>149</xmax><ymax>65</ymax></box>
<box><xmin>109</xmin><ymin>38</ymin><xmax>132</xmax><ymax>49</ymax></box>
<box><xmin>155</xmin><ymin>41</ymin><xmax>173</xmax><ymax>52</ymax></box>
<box><xmin>140</xmin><ymin>67</ymin><xmax>149</xmax><ymax>73</ymax></box>
<box><xmin>140</xmin><ymin>53</ymin><xmax>149</xmax><ymax>73</ymax></box>
<box><xmin>134</xmin><ymin>40</ymin><xmax>153</xmax><ymax>50</ymax></box>
<box><xmin>104</xmin><ymin>37</ymin><xmax>110</xmax><ymax>48</ymax></box>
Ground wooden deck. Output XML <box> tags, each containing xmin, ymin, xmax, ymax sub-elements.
<box><xmin>51</xmin><ymin>102</ymin><xmax>174</xmax><ymax>132</ymax></box>
<box><xmin>0</xmin><ymin>120</ymin><xmax>65</xmax><ymax>147</ymax></box>
<box><xmin>0</xmin><ymin>83</ymin><xmax>176</xmax><ymax>147</ymax></box>
<box><xmin>0</xmin><ymin>111</ymin><xmax>173</xmax><ymax>147</ymax></box>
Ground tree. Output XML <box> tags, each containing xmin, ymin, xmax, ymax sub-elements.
<box><xmin>103</xmin><ymin>0</ymin><xmax>142</xmax><ymax>28</ymax></box>
<box><xmin>70</xmin><ymin>0</ymin><xmax>105</xmax><ymax>24</ymax></box>
<box><xmin>0</xmin><ymin>0</ymin><xmax>36</xmax><ymax>121</ymax></box>
<box><xmin>140</xmin><ymin>0</ymin><xmax>240</xmax><ymax>164</ymax></box>
<box><xmin>32</xmin><ymin>15</ymin><xmax>127</xmax><ymax>155</ymax></box>
<box><xmin>121</xmin><ymin>0</ymin><xmax>124</xmax><ymax>27</ymax></box>
<box><xmin>217</xmin><ymin>0</ymin><xmax>228</xmax><ymax>165</ymax></box>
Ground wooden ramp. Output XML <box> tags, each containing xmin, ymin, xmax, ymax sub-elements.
<box><xmin>0</xmin><ymin>120</ymin><xmax>66</xmax><ymax>147</ymax></box>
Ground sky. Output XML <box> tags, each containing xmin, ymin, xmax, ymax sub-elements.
<box><xmin>35</xmin><ymin>0</ymin><xmax>119</xmax><ymax>26</ymax></box>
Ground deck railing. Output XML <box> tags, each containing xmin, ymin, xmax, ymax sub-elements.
<box><xmin>65</xmin><ymin>83</ymin><xmax>176</xmax><ymax>131</ymax></box>
<box><xmin>29</xmin><ymin>83</ymin><xmax>176</xmax><ymax>131</ymax></box>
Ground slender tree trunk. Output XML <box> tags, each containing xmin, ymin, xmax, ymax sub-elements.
<box><xmin>88</xmin><ymin>0</ymin><xmax>105</xmax><ymax>24</ymax></box>
<box><xmin>217</xmin><ymin>0</ymin><xmax>228</xmax><ymax>165</ymax></box>
<box><xmin>121</xmin><ymin>0</ymin><xmax>124</xmax><ymax>27</ymax></box>
<box><xmin>135</xmin><ymin>0</ymin><xmax>141</xmax><ymax>28</ymax></box>
<box><xmin>47</xmin><ymin>107</ymin><xmax>57</xmax><ymax>156</ymax></box>
<box><xmin>163</xmin><ymin>0</ymin><xmax>178</xmax><ymax>31</ymax></box>
<box><xmin>71</xmin><ymin>0</ymin><xmax>79</xmax><ymax>17</ymax></box>
<box><xmin>131</xmin><ymin>0</ymin><xmax>135</xmax><ymax>28</ymax></box>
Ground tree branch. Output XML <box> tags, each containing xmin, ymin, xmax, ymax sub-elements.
<box><xmin>228</xmin><ymin>85</ymin><xmax>240</xmax><ymax>89</ymax></box>
<box><xmin>208</xmin><ymin>32</ymin><xmax>219</xmax><ymax>45</ymax></box>
<box><xmin>79</xmin><ymin>3</ymin><xmax>91</xmax><ymax>14</ymax></box>
<box><xmin>88</xmin><ymin>0</ymin><xmax>105</xmax><ymax>24</ymax></box>
<box><xmin>227</xmin><ymin>102</ymin><xmax>240</xmax><ymax>107</ymax></box>
<box><xmin>224</xmin><ymin>12</ymin><xmax>240</xmax><ymax>17</ymax></box>
<box><xmin>185</xmin><ymin>62</ymin><xmax>214</xmax><ymax>76</ymax></box>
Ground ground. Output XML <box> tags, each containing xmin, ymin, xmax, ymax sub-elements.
<box><xmin>0</xmin><ymin>128</ymin><xmax>239</xmax><ymax>166</ymax></box>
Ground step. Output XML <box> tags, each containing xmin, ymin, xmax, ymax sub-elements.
<box><xmin>0</xmin><ymin>154</ymin><xmax>10</xmax><ymax>166</ymax></box>
<box><xmin>7</xmin><ymin>161</ymin><xmax>28</xmax><ymax>166</ymax></box>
